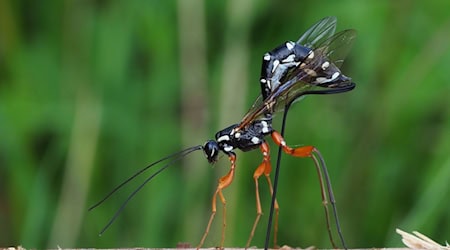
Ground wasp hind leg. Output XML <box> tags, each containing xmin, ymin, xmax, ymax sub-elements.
<box><xmin>246</xmin><ymin>142</ymin><xmax>280</xmax><ymax>248</ymax></box>
<box><xmin>271</xmin><ymin>131</ymin><xmax>346</xmax><ymax>249</ymax></box>
<box><xmin>198</xmin><ymin>153</ymin><xmax>236</xmax><ymax>249</ymax></box>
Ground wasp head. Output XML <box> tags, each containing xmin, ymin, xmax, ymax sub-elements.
<box><xmin>203</xmin><ymin>140</ymin><xmax>220</xmax><ymax>163</ymax></box>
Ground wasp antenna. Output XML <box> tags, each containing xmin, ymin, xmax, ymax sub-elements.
<box><xmin>89</xmin><ymin>145</ymin><xmax>203</xmax><ymax>211</ymax></box>
<box><xmin>95</xmin><ymin>145</ymin><xmax>203</xmax><ymax>235</ymax></box>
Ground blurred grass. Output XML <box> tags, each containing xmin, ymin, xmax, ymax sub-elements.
<box><xmin>1</xmin><ymin>0</ymin><xmax>449</xmax><ymax>248</ymax></box>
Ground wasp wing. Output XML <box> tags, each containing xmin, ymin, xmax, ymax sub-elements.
<box><xmin>297</xmin><ymin>16</ymin><xmax>337</xmax><ymax>48</ymax></box>
<box><xmin>238</xmin><ymin>28</ymin><xmax>356</xmax><ymax>129</ymax></box>
<box><xmin>269</xmin><ymin>29</ymin><xmax>357</xmax><ymax>112</ymax></box>
<box><xmin>257</xmin><ymin>17</ymin><xmax>351</xmax><ymax>106</ymax></box>
<box><xmin>314</xmin><ymin>29</ymin><xmax>357</xmax><ymax>68</ymax></box>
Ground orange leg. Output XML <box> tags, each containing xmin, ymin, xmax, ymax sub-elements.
<box><xmin>246</xmin><ymin>142</ymin><xmax>280</xmax><ymax>248</ymax></box>
<box><xmin>198</xmin><ymin>153</ymin><xmax>236</xmax><ymax>248</ymax></box>
<box><xmin>271</xmin><ymin>131</ymin><xmax>339</xmax><ymax>248</ymax></box>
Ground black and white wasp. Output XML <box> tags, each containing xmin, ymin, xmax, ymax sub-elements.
<box><xmin>89</xmin><ymin>16</ymin><xmax>356</xmax><ymax>249</ymax></box>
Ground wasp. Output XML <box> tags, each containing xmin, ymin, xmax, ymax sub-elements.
<box><xmin>90</xmin><ymin>16</ymin><xmax>357</xmax><ymax>248</ymax></box>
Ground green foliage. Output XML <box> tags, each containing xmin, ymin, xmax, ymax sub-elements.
<box><xmin>1</xmin><ymin>0</ymin><xmax>449</xmax><ymax>248</ymax></box>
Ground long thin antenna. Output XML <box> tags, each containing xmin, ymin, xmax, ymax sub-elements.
<box><xmin>89</xmin><ymin>145</ymin><xmax>203</xmax><ymax>235</ymax></box>
<box><xmin>89</xmin><ymin>145</ymin><xmax>202</xmax><ymax>211</ymax></box>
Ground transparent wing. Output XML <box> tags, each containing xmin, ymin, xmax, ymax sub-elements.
<box><xmin>314</xmin><ymin>29</ymin><xmax>357</xmax><ymax>68</ymax></box>
<box><xmin>238</xmin><ymin>94</ymin><xmax>266</xmax><ymax>125</ymax></box>
<box><xmin>238</xmin><ymin>74</ymin><xmax>316</xmax><ymax>127</ymax></box>
<box><xmin>238</xmin><ymin>28</ymin><xmax>357</xmax><ymax>129</ymax></box>
<box><xmin>297</xmin><ymin>16</ymin><xmax>337</xmax><ymax>48</ymax></box>
<box><xmin>270</xmin><ymin>29</ymin><xmax>357</xmax><ymax>108</ymax></box>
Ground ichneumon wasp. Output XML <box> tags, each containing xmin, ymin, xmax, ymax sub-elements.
<box><xmin>89</xmin><ymin>16</ymin><xmax>357</xmax><ymax>248</ymax></box>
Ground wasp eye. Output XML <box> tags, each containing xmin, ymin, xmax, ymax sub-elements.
<box><xmin>203</xmin><ymin>140</ymin><xmax>219</xmax><ymax>163</ymax></box>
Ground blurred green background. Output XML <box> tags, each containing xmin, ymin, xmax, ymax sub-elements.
<box><xmin>1</xmin><ymin>0</ymin><xmax>449</xmax><ymax>248</ymax></box>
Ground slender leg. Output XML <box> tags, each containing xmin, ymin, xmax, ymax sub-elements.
<box><xmin>246</xmin><ymin>142</ymin><xmax>280</xmax><ymax>248</ymax></box>
<box><xmin>271</xmin><ymin>131</ymin><xmax>344</xmax><ymax>249</ymax></box>
<box><xmin>198</xmin><ymin>153</ymin><xmax>236</xmax><ymax>248</ymax></box>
